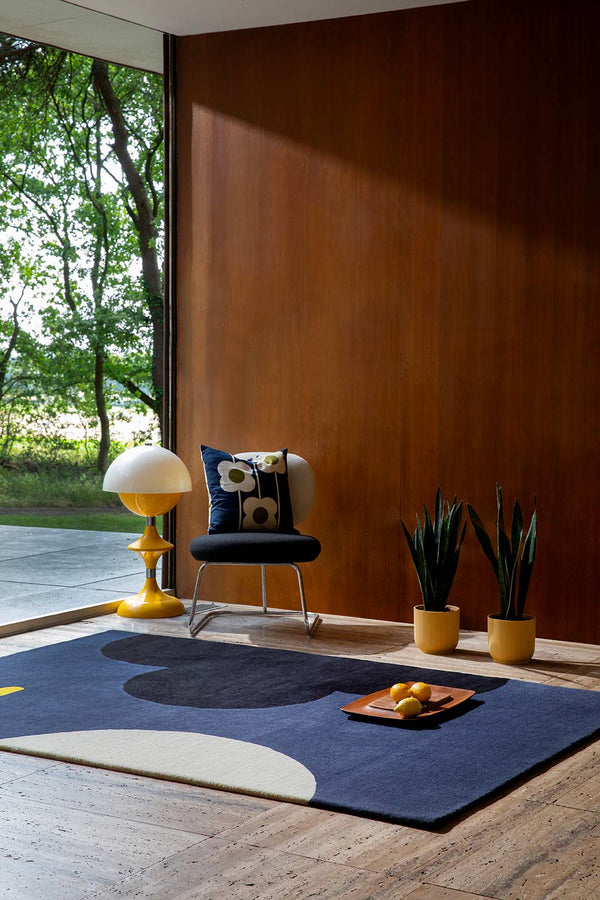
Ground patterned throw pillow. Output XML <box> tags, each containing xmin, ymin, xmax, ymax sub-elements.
<box><xmin>200</xmin><ymin>445</ymin><xmax>296</xmax><ymax>534</ymax></box>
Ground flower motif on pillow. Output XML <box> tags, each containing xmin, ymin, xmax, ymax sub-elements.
<box><xmin>217</xmin><ymin>460</ymin><xmax>255</xmax><ymax>493</ymax></box>
<box><xmin>242</xmin><ymin>496</ymin><xmax>278</xmax><ymax>531</ymax></box>
<box><xmin>253</xmin><ymin>451</ymin><xmax>287</xmax><ymax>474</ymax></box>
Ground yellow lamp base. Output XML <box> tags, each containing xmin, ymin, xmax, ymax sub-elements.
<box><xmin>117</xmin><ymin>577</ymin><xmax>186</xmax><ymax>619</ymax></box>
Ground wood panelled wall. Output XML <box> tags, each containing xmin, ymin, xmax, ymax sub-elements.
<box><xmin>175</xmin><ymin>0</ymin><xmax>600</xmax><ymax>643</ymax></box>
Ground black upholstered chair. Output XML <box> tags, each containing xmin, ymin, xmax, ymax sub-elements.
<box><xmin>188</xmin><ymin>453</ymin><xmax>321</xmax><ymax>637</ymax></box>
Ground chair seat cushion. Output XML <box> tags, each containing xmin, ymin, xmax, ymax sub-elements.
<box><xmin>190</xmin><ymin>532</ymin><xmax>321</xmax><ymax>564</ymax></box>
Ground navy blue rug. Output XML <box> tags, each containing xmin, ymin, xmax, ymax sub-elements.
<box><xmin>1</xmin><ymin>630</ymin><xmax>599</xmax><ymax>827</ymax></box>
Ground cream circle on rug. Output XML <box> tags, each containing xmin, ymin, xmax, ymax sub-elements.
<box><xmin>0</xmin><ymin>729</ymin><xmax>317</xmax><ymax>801</ymax></box>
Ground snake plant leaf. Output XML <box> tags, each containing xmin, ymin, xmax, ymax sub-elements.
<box><xmin>446</xmin><ymin>502</ymin><xmax>463</xmax><ymax>557</ymax></box>
<box><xmin>496</xmin><ymin>484</ymin><xmax>505</xmax><ymax>531</ymax></box>
<box><xmin>497</xmin><ymin>521</ymin><xmax>509</xmax><ymax>617</ymax></box>
<box><xmin>467</xmin><ymin>504</ymin><xmax>499</xmax><ymax>577</ymax></box>
<box><xmin>422</xmin><ymin>507</ymin><xmax>438</xmax><ymax>593</ymax></box>
<box><xmin>511</xmin><ymin>500</ymin><xmax>523</xmax><ymax>559</ymax></box>
<box><xmin>426</xmin><ymin>571</ymin><xmax>438</xmax><ymax>609</ymax></box>
<box><xmin>496</xmin><ymin>485</ymin><xmax>513</xmax><ymax>617</ymax></box>
<box><xmin>423</xmin><ymin>506</ymin><xmax>432</xmax><ymax>530</ymax></box>
<box><xmin>416</xmin><ymin>536</ymin><xmax>430</xmax><ymax>605</ymax></box>
<box><xmin>507</xmin><ymin>551</ymin><xmax>520</xmax><ymax>619</ymax></box>
<box><xmin>516</xmin><ymin>505</ymin><xmax>537</xmax><ymax>618</ymax></box>
<box><xmin>400</xmin><ymin>518</ymin><xmax>420</xmax><ymax>570</ymax></box>
<box><xmin>438</xmin><ymin>521</ymin><xmax>467</xmax><ymax>605</ymax></box>
<box><xmin>401</xmin><ymin>518</ymin><xmax>427</xmax><ymax>604</ymax></box>
<box><xmin>470</xmin><ymin>490</ymin><xmax>537</xmax><ymax>619</ymax></box>
<box><xmin>498</xmin><ymin>526</ymin><xmax>513</xmax><ymax>574</ymax></box>
<box><xmin>434</xmin><ymin>486</ymin><xmax>443</xmax><ymax>545</ymax></box>
<box><xmin>401</xmin><ymin>491</ymin><xmax>465</xmax><ymax>612</ymax></box>
<box><xmin>440</xmin><ymin>509</ymin><xmax>450</xmax><ymax>568</ymax></box>
<box><xmin>438</xmin><ymin>555</ymin><xmax>458</xmax><ymax>606</ymax></box>
<box><xmin>506</xmin><ymin>500</ymin><xmax>523</xmax><ymax>617</ymax></box>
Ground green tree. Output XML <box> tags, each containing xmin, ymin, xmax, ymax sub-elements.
<box><xmin>0</xmin><ymin>37</ymin><xmax>163</xmax><ymax>472</ymax></box>
<box><xmin>0</xmin><ymin>238</ymin><xmax>46</xmax><ymax>460</ymax></box>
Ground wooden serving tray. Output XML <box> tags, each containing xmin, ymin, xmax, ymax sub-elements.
<box><xmin>341</xmin><ymin>684</ymin><xmax>476</xmax><ymax>721</ymax></box>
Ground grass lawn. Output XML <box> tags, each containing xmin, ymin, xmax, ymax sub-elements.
<box><xmin>0</xmin><ymin>450</ymin><xmax>168</xmax><ymax>533</ymax></box>
<box><xmin>0</xmin><ymin>469</ymin><xmax>123</xmax><ymax>509</ymax></box>
<box><xmin>0</xmin><ymin>511</ymin><xmax>163</xmax><ymax>533</ymax></box>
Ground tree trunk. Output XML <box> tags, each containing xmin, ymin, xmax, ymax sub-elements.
<box><xmin>94</xmin><ymin>347</ymin><xmax>110</xmax><ymax>475</ymax></box>
<box><xmin>91</xmin><ymin>59</ymin><xmax>164</xmax><ymax>436</ymax></box>
<box><xmin>0</xmin><ymin>294</ymin><xmax>22</xmax><ymax>404</ymax></box>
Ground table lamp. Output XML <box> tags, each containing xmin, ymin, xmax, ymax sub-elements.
<box><xmin>103</xmin><ymin>445</ymin><xmax>192</xmax><ymax>618</ymax></box>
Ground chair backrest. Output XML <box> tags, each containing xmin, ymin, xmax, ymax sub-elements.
<box><xmin>236</xmin><ymin>452</ymin><xmax>315</xmax><ymax>525</ymax></box>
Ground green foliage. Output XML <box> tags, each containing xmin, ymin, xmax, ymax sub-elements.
<box><xmin>0</xmin><ymin>37</ymin><xmax>163</xmax><ymax>470</ymax></box>
<box><xmin>400</xmin><ymin>487</ymin><xmax>467</xmax><ymax>612</ymax></box>
<box><xmin>0</xmin><ymin>434</ymin><xmax>130</xmax><ymax>507</ymax></box>
<box><xmin>467</xmin><ymin>486</ymin><xmax>537</xmax><ymax>620</ymax></box>
<box><xmin>0</xmin><ymin>237</ymin><xmax>50</xmax><ymax>459</ymax></box>
<box><xmin>0</xmin><ymin>511</ymin><xmax>159</xmax><ymax>533</ymax></box>
<box><xmin>0</xmin><ymin>467</ymin><xmax>118</xmax><ymax>509</ymax></box>
<box><xmin>6</xmin><ymin>430</ymin><xmax>128</xmax><ymax>466</ymax></box>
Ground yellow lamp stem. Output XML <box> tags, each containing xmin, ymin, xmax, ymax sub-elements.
<box><xmin>115</xmin><ymin>492</ymin><xmax>185</xmax><ymax>619</ymax></box>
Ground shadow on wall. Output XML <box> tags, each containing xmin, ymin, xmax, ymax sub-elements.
<box><xmin>186</xmin><ymin>0</ymin><xmax>599</xmax><ymax>257</ymax></box>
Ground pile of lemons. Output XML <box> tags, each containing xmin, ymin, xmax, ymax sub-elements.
<box><xmin>389</xmin><ymin>681</ymin><xmax>432</xmax><ymax>717</ymax></box>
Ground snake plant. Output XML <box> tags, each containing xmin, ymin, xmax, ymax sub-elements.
<box><xmin>467</xmin><ymin>485</ymin><xmax>537</xmax><ymax>620</ymax></box>
<box><xmin>400</xmin><ymin>487</ymin><xmax>467</xmax><ymax>612</ymax></box>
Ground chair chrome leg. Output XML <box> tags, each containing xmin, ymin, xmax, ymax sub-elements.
<box><xmin>188</xmin><ymin>563</ymin><xmax>225</xmax><ymax>636</ymax></box>
<box><xmin>189</xmin><ymin>562</ymin><xmax>207</xmax><ymax>626</ymax></box>
<box><xmin>290</xmin><ymin>563</ymin><xmax>321</xmax><ymax>637</ymax></box>
<box><xmin>188</xmin><ymin>561</ymin><xmax>321</xmax><ymax>638</ymax></box>
<box><xmin>261</xmin><ymin>565</ymin><xmax>268</xmax><ymax>613</ymax></box>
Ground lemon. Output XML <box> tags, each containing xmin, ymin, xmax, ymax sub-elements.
<box><xmin>394</xmin><ymin>697</ymin><xmax>423</xmax><ymax>717</ymax></box>
<box><xmin>390</xmin><ymin>682</ymin><xmax>411</xmax><ymax>702</ymax></box>
<box><xmin>410</xmin><ymin>682</ymin><xmax>432</xmax><ymax>702</ymax></box>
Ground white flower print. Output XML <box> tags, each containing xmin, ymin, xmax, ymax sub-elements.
<box><xmin>242</xmin><ymin>496</ymin><xmax>278</xmax><ymax>531</ymax></box>
<box><xmin>217</xmin><ymin>460</ymin><xmax>255</xmax><ymax>493</ymax></box>
<box><xmin>253</xmin><ymin>451</ymin><xmax>286</xmax><ymax>474</ymax></box>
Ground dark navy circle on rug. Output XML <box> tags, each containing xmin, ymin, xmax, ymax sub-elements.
<box><xmin>101</xmin><ymin>633</ymin><xmax>506</xmax><ymax>709</ymax></box>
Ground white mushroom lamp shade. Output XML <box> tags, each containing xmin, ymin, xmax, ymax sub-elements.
<box><xmin>103</xmin><ymin>446</ymin><xmax>192</xmax><ymax>619</ymax></box>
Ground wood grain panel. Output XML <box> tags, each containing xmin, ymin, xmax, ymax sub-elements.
<box><xmin>175</xmin><ymin>0</ymin><xmax>600</xmax><ymax>642</ymax></box>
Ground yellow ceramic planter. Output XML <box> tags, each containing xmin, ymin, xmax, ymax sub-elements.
<box><xmin>487</xmin><ymin>614</ymin><xmax>536</xmax><ymax>664</ymax></box>
<box><xmin>413</xmin><ymin>605</ymin><xmax>460</xmax><ymax>655</ymax></box>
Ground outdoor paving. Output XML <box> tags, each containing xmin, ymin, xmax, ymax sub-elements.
<box><xmin>0</xmin><ymin>524</ymin><xmax>159</xmax><ymax>626</ymax></box>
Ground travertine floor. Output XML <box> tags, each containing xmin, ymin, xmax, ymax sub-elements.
<box><xmin>0</xmin><ymin>607</ymin><xmax>599</xmax><ymax>900</ymax></box>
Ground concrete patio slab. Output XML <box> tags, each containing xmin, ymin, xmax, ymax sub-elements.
<box><xmin>0</xmin><ymin>525</ymin><xmax>122</xmax><ymax>561</ymax></box>
<box><xmin>91</xmin><ymin>573</ymin><xmax>156</xmax><ymax>593</ymax></box>
<box><xmin>0</xmin><ymin>585</ymin><xmax>131</xmax><ymax>620</ymax></box>
<box><xmin>0</xmin><ymin>545</ymin><xmax>141</xmax><ymax>587</ymax></box>
<box><xmin>0</xmin><ymin>524</ymin><xmax>166</xmax><ymax>629</ymax></box>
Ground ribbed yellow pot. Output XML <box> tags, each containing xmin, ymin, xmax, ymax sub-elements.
<box><xmin>413</xmin><ymin>605</ymin><xmax>460</xmax><ymax>655</ymax></box>
<box><xmin>487</xmin><ymin>614</ymin><xmax>536</xmax><ymax>664</ymax></box>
